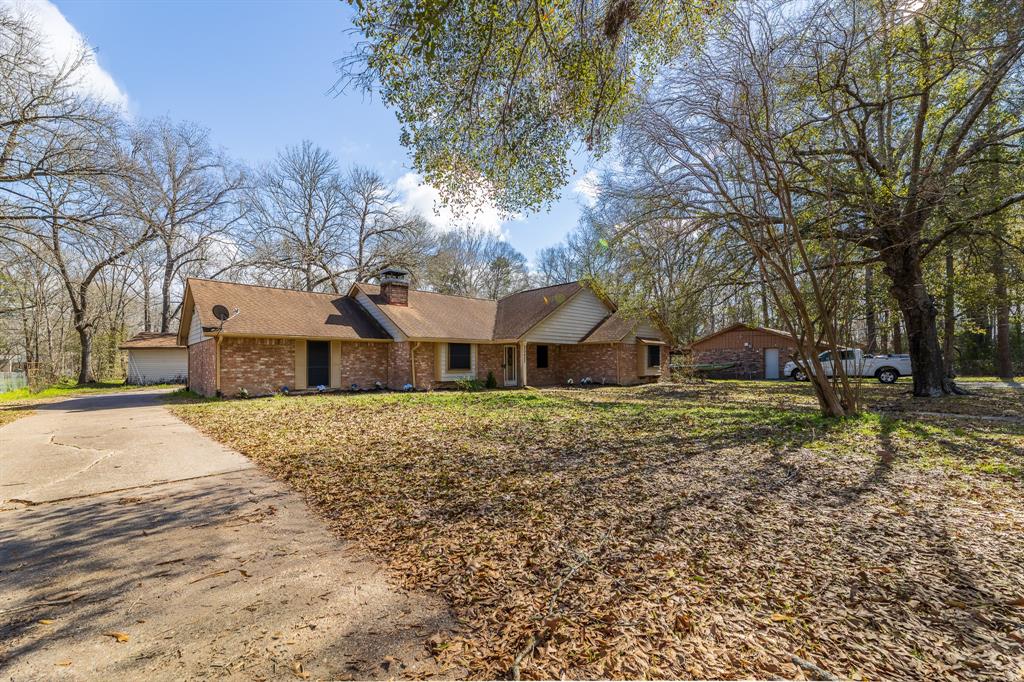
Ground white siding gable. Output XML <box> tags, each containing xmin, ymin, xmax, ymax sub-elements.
<box><xmin>355</xmin><ymin>291</ymin><xmax>406</xmax><ymax>341</ymax></box>
<box><xmin>525</xmin><ymin>288</ymin><xmax>612</xmax><ymax>344</ymax></box>
<box><xmin>622</xmin><ymin>320</ymin><xmax>663</xmax><ymax>343</ymax></box>
<box><xmin>188</xmin><ymin>305</ymin><xmax>207</xmax><ymax>345</ymax></box>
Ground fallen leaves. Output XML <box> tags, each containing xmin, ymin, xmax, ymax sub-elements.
<box><xmin>102</xmin><ymin>631</ymin><xmax>129</xmax><ymax>643</ymax></box>
<box><xmin>170</xmin><ymin>382</ymin><xmax>1024</xmax><ymax>680</ymax></box>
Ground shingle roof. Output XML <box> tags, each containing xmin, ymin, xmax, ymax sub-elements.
<box><xmin>579</xmin><ymin>312</ymin><xmax>636</xmax><ymax>344</ymax></box>
<box><xmin>355</xmin><ymin>283</ymin><xmax>497</xmax><ymax>341</ymax></box>
<box><xmin>185</xmin><ymin>279</ymin><xmax>391</xmax><ymax>340</ymax></box>
<box><xmin>179</xmin><ymin>278</ymin><xmax>661</xmax><ymax>346</ymax></box>
<box><xmin>493</xmin><ymin>282</ymin><xmax>582</xmax><ymax>340</ymax></box>
<box><xmin>119</xmin><ymin>332</ymin><xmax>183</xmax><ymax>349</ymax></box>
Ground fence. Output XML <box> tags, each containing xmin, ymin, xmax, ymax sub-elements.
<box><xmin>0</xmin><ymin>371</ymin><xmax>28</xmax><ymax>393</ymax></box>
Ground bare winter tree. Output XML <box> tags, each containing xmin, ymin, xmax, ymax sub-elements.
<box><xmin>118</xmin><ymin>118</ymin><xmax>244</xmax><ymax>332</ymax></box>
<box><xmin>535</xmin><ymin>244</ymin><xmax>580</xmax><ymax>286</ymax></box>
<box><xmin>338</xmin><ymin>166</ymin><xmax>431</xmax><ymax>283</ymax></box>
<box><xmin>0</xmin><ymin>8</ymin><xmax>154</xmax><ymax>384</ymax></box>
<box><xmin>423</xmin><ymin>227</ymin><xmax>531</xmax><ymax>298</ymax></box>
<box><xmin>614</xmin><ymin>0</ymin><xmax>863</xmax><ymax>415</ymax></box>
<box><xmin>783</xmin><ymin>0</ymin><xmax>1024</xmax><ymax>395</ymax></box>
<box><xmin>0</xmin><ymin>9</ymin><xmax>114</xmax><ymax>198</ymax></box>
<box><xmin>245</xmin><ymin>144</ymin><xmax>428</xmax><ymax>291</ymax></box>
<box><xmin>3</xmin><ymin>160</ymin><xmax>154</xmax><ymax>383</ymax></box>
<box><xmin>243</xmin><ymin>141</ymin><xmax>346</xmax><ymax>291</ymax></box>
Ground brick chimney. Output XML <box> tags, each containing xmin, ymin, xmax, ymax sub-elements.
<box><xmin>379</xmin><ymin>268</ymin><xmax>410</xmax><ymax>306</ymax></box>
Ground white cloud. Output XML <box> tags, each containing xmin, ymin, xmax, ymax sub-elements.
<box><xmin>395</xmin><ymin>172</ymin><xmax>515</xmax><ymax>237</ymax></box>
<box><xmin>4</xmin><ymin>0</ymin><xmax>130</xmax><ymax>111</ymax></box>
<box><xmin>573</xmin><ymin>170</ymin><xmax>600</xmax><ymax>207</ymax></box>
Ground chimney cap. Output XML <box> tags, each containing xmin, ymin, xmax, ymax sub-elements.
<box><xmin>379</xmin><ymin>268</ymin><xmax>409</xmax><ymax>284</ymax></box>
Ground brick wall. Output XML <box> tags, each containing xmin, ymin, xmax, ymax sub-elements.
<box><xmin>690</xmin><ymin>346</ymin><xmax>796</xmax><ymax>379</ymax></box>
<box><xmin>526</xmin><ymin>343</ymin><xmax>560</xmax><ymax>386</ymax></box>
<box><xmin>380</xmin><ymin>282</ymin><xmax>408</xmax><ymax>305</ymax></box>
<box><xmin>220</xmin><ymin>337</ymin><xmax>295</xmax><ymax>397</ymax></box>
<box><xmin>557</xmin><ymin>343</ymin><xmax>619</xmax><ymax>385</ymax></box>
<box><xmin>387</xmin><ymin>342</ymin><xmax>412</xmax><ymax>389</ymax></box>
<box><xmin>411</xmin><ymin>342</ymin><xmax>437</xmax><ymax>389</ymax></box>
<box><xmin>617</xmin><ymin>343</ymin><xmax>636</xmax><ymax>385</ymax></box>
<box><xmin>188</xmin><ymin>338</ymin><xmax>216</xmax><ymax>397</ymax></box>
<box><xmin>477</xmin><ymin>344</ymin><xmax>504</xmax><ymax>386</ymax></box>
<box><xmin>338</xmin><ymin>342</ymin><xmax>389</xmax><ymax>389</ymax></box>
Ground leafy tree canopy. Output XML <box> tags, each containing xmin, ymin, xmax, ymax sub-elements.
<box><xmin>343</xmin><ymin>0</ymin><xmax>722</xmax><ymax>214</ymax></box>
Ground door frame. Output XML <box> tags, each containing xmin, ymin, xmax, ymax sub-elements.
<box><xmin>764</xmin><ymin>347</ymin><xmax>780</xmax><ymax>380</ymax></box>
<box><xmin>306</xmin><ymin>340</ymin><xmax>331</xmax><ymax>388</ymax></box>
<box><xmin>503</xmin><ymin>344</ymin><xmax>518</xmax><ymax>386</ymax></box>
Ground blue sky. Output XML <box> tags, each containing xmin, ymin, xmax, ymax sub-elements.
<box><xmin>41</xmin><ymin>0</ymin><xmax>596</xmax><ymax>263</ymax></box>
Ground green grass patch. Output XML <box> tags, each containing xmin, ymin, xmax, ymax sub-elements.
<box><xmin>0</xmin><ymin>378</ymin><xmax>184</xmax><ymax>403</ymax></box>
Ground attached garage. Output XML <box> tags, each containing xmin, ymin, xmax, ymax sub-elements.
<box><xmin>120</xmin><ymin>333</ymin><xmax>187</xmax><ymax>385</ymax></box>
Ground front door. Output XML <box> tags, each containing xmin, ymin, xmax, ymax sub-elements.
<box><xmin>503</xmin><ymin>345</ymin><xmax>518</xmax><ymax>386</ymax></box>
<box><xmin>307</xmin><ymin>341</ymin><xmax>330</xmax><ymax>388</ymax></box>
<box><xmin>764</xmin><ymin>348</ymin><xmax>780</xmax><ymax>379</ymax></box>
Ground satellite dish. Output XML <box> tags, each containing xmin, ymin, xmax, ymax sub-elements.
<box><xmin>212</xmin><ymin>304</ymin><xmax>230</xmax><ymax>321</ymax></box>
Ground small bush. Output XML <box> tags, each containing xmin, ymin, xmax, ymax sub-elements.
<box><xmin>485</xmin><ymin>370</ymin><xmax>497</xmax><ymax>389</ymax></box>
<box><xmin>454</xmin><ymin>378</ymin><xmax>485</xmax><ymax>392</ymax></box>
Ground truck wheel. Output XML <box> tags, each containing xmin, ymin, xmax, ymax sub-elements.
<box><xmin>876</xmin><ymin>367</ymin><xmax>899</xmax><ymax>384</ymax></box>
<box><xmin>791</xmin><ymin>367</ymin><xmax>807</xmax><ymax>382</ymax></box>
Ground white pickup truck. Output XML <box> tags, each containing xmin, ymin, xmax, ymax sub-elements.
<box><xmin>784</xmin><ymin>349</ymin><xmax>913</xmax><ymax>384</ymax></box>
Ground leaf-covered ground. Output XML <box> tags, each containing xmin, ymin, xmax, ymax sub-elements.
<box><xmin>169</xmin><ymin>381</ymin><xmax>1024</xmax><ymax>680</ymax></box>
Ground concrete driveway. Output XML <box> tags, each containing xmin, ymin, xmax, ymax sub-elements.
<box><xmin>0</xmin><ymin>390</ymin><xmax>453</xmax><ymax>680</ymax></box>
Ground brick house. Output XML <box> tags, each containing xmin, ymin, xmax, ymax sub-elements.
<box><xmin>177</xmin><ymin>270</ymin><xmax>668</xmax><ymax>397</ymax></box>
<box><xmin>685</xmin><ymin>323</ymin><xmax>824</xmax><ymax>380</ymax></box>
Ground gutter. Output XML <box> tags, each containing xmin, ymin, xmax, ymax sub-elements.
<box><xmin>410</xmin><ymin>342</ymin><xmax>421</xmax><ymax>389</ymax></box>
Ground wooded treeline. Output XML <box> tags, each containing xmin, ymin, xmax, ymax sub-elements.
<box><xmin>0</xmin><ymin>8</ymin><xmax>545</xmax><ymax>385</ymax></box>
<box><xmin>2</xmin><ymin>0</ymin><xmax>1022</xmax><ymax>399</ymax></box>
<box><xmin>349</xmin><ymin>0</ymin><xmax>1024</xmax><ymax>410</ymax></box>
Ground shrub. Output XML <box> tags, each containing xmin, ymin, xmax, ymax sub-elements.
<box><xmin>454</xmin><ymin>378</ymin><xmax>485</xmax><ymax>391</ymax></box>
<box><xmin>485</xmin><ymin>370</ymin><xmax>497</xmax><ymax>389</ymax></box>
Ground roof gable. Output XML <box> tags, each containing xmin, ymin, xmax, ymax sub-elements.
<box><xmin>353</xmin><ymin>283</ymin><xmax>498</xmax><ymax>341</ymax></box>
<box><xmin>688</xmin><ymin>323</ymin><xmax>799</xmax><ymax>349</ymax></box>
<box><xmin>181</xmin><ymin>279</ymin><xmax>391</xmax><ymax>341</ymax></box>
<box><xmin>493</xmin><ymin>282</ymin><xmax>583</xmax><ymax>340</ymax></box>
<box><xmin>119</xmin><ymin>332</ymin><xmax>183</xmax><ymax>350</ymax></box>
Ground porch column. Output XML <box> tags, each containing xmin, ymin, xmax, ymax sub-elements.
<box><xmin>519</xmin><ymin>340</ymin><xmax>528</xmax><ymax>387</ymax></box>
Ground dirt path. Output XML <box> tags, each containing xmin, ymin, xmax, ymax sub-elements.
<box><xmin>0</xmin><ymin>391</ymin><xmax>454</xmax><ymax>680</ymax></box>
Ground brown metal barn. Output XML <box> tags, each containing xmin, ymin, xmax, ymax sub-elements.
<box><xmin>685</xmin><ymin>323</ymin><xmax>825</xmax><ymax>380</ymax></box>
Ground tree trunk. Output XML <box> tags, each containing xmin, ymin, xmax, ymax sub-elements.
<box><xmin>884</xmin><ymin>253</ymin><xmax>956</xmax><ymax>396</ymax></box>
<box><xmin>880</xmin><ymin>310</ymin><xmax>890</xmax><ymax>353</ymax></box>
<box><xmin>943</xmin><ymin>250</ymin><xmax>956</xmax><ymax>376</ymax></box>
<box><xmin>993</xmin><ymin>236</ymin><xmax>1012</xmax><ymax>379</ymax></box>
<box><xmin>864</xmin><ymin>266</ymin><xmax>876</xmax><ymax>353</ymax></box>
<box><xmin>76</xmin><ymin>325</ymin><xmax>94</xmax><ymax>385</ymax></box>
<box><xmin>160</xmin><ymin>245</ymin><xmax>174</xmax><ymax>333</ymax></box>
<box><xmin>892</xmin><ymin>316</ymin><xmax>903</xmax><ymax>354</ymax></box>
<box><xmin>760</xmin><ymin>276</ymin><xmax>770</xmax><ymax>327</ymax></box>
<box><xmin>142</xmin><ymin>266</ymin><xmax>152</xmax><ymax>333</ymax></box>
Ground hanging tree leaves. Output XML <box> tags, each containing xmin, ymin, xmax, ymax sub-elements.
<box><xmin>341</xmin><ymin>0</ymin><xmax>723</xmax><ymax>214</ymax></box>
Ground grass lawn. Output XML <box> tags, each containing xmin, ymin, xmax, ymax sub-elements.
<box><xmin>0</xmin><ymin>380</ymin><xmax>184</xmax><ymax>428</ymax></box>
<box><xmin>169</xmin><ymin>381</ymin><xmax>1024</xmax><ymax>680</ymax></box>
